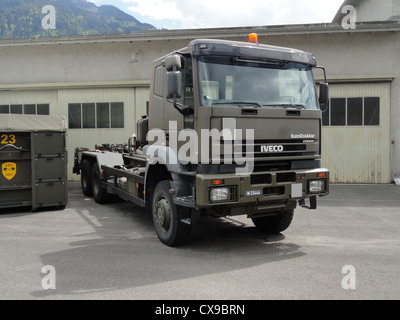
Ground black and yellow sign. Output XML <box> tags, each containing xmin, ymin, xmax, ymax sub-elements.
<box><xmin>2</xmin><ymin>162</ymin><xmax>17</xmax><ymax>180</ymax></box>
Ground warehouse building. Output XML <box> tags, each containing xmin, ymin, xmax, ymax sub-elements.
<box><xmin>0</xmin><ymin>0</ymin><xmax>399</xmax><ymax>183</ymax></box>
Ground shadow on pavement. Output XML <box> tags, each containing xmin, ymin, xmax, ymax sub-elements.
<box><xmin>31</xmin><ymin>185</ymin><xmax>304</xmax><ymax>298</ymax></box>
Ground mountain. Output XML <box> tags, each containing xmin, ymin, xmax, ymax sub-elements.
<box><xmin>0</xmin><ymin>0</ymin><xmax>156</xmax><ymax>39</ymax></box>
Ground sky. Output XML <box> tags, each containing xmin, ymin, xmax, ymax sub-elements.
<box><xmin>88</xmin><ymin>0</ymin><xmax>345</xmax><ymax>30</ymax></box>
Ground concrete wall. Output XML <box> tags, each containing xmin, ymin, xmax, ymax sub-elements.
<box><xmin>0</xmin><ymin>40</ymin><xmax>190</xmax><ymax>85</ymax></box>
<box><xmin>393</xmin><ymin>0</ymin><xmax>400</xmax><ymax>16</ymax></box>
<box><xmin>0</xmin><ymin>32</ymin><xmax>397</xmax><ymax>84</ymax></box>
<box><xmin>355</xmin><ymin>0</ymin><xmax>393</xmax><ymax>22</ymax></box>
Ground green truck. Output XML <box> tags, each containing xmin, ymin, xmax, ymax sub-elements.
<box><xmin>73</xmin><ymin>36</ymin><xmax>330</xmax><ymax>246</ymax></box>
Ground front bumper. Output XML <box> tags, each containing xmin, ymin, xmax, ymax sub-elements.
<box><xmin>195</xmin><ymin>168</ymin><xmax>329</xmax><ymax>214</ymax></box>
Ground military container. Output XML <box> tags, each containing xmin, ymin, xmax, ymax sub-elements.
<box><xmin>0</xmin><ymin>114</ymin><xmax>68</xmax><ymax>211</ymax></box>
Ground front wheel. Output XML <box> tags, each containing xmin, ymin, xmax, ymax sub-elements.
<box><xmin>152</xmin><ymin>180</ymin><xmax>192</xmax><ymax>247</ymax></box>
<box><xmin>252</xmin><ymin>209</ymin><xmax>294</xmax><ymax>234</ymax></box>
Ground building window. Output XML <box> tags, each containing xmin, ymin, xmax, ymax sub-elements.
<box><xmin>68</xmin><ymin>102</ymin><xmax>124</xmax><ymax>129</ymax></box>
<box><xmin>82</xmin><ymin>103</ymin><xmax>96</xmax><ymax>129</ymax></box>
<box><xmin>0</xmin><ymin>105</ymin><xmax>9</xmax><ymax>114</ymax></box>
<box><xmin>364</xmin><ymin>97</ymin><xmax>380</xmax><ymax>126</ymax></box>
<box><xmin>24</xmin><ymin>104</ymin><xmax>36</xmax><ymax>115</ymax></box>
<box><xmin>11</xmin><ymin>105</ymin><xmax>23</xmax><ymax>114</ymax></box>
<box><xmin>330</xmin><ymin>98</ymin><xmax>346</xmax><ymax>126</ymax></box>
<box><xmin>97</xmin><ymin>102</ymin><xmax>110</xmax><ymax>128</ymax></box>
<box><xmin>0</xmin><ymin>104</ymin><xmax>50</xmax><ymax>115</ymax></box>
<box><xmin>347</xmin><ymin>98</ymin><xmax>363</xmax><ymax>126</ymax></box>
<box><xmin>111</xmin><ymin>102</ymin><xmax>124</xmax><ymax>128</ymax></box>
<box><xmin>37</xmin><ymin>104</ymin><xmax>50</xmax><ymax>115</ymax></box>
<box><xmin>323</xmin><ymin>97</ymin><xmax>380</xmax><ymax>127</ymax></box>
<box><xmin>68</xmin><ymin>103</ymin><xmax>82</xmax><ymax>129</ymax></box>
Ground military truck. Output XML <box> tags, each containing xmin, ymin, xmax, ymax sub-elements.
<box><xmin>73</xmin><ymin>35</ymin><xmax>330</xmax><ymax>246</ymax></box>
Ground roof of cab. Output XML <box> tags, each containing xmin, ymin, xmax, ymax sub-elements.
<box><xmin>186</xmin><ymin>39</ymin><xmax>316</xmax><ymax>66</ymax></box>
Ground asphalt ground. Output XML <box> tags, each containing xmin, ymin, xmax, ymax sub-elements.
<box><xmin>0</xmin><ymin>182</ymin><xmax>399</xmax><ymax>301</ymax></box>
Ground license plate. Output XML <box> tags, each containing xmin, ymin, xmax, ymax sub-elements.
<box><xmin>245</xmin><ymin>189</ymin><xmax>262</xmax><ymax>197</ymax></box>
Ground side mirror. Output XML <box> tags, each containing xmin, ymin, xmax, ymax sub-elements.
<box><xmin>165</xmin><ymin>54</ymin><xmax>193</xmax><ymax>116</ymax></box>
<box><xmin>319</xmin><ymin>82</ymin><xmax>329</xmax><ymax>112</ymax></box>
<box><xmin>166</xmin><ymin>54</ymin><xmax>182</xmax><ymax>99</ymax></box>
<box><xmin>166</xmin><ymin>71</ymin><xmax>182</xmax><ymax>99</ymax></box>
<box><xmin>165</xmin><ymin>54</ymin><xmax>182</xmax><ymax>72</ymax></box>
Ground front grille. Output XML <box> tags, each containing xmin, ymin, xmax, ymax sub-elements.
<box><xmin>276</xmin><ymin>172</ymin><xmax>297</xmax><ymax>183</ymax></box>
<box><xmin>251</xmin><ymin>173</ymin><xmax>272</xmax><ymax>185</ymax></box>
<box><xmin>218</xmin><ymin>139</ymin><xmax>319</xmax><ymax>162</ymax></box>
<box><xmin>263</xmin><ymin>186</ymin><xmax>285</xmax><ymax>196</ymax></box>
<box><xmin>253</xmin><ymin>161</ymin><xmax>291</xmax><ymax>172</ymax></box>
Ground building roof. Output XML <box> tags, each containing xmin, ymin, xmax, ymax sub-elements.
<box><xmin>0</xmin><ymin>20</ymin><xmax>399</xmax><ymax>48</ymax></box>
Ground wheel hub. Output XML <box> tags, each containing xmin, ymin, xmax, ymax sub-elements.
<box><xmin>155</xmin><ymin>198</ymin><xmax>171</xmax><ymax>230</ymax></box>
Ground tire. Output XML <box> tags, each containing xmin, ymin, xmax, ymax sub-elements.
<box><xmin>81</xmin><ymin>159</ymin><xmax>94</xmax><ymax>197</ymax></box>
<box><xmin>252</xmin><ymin>209</ymin><xmax>294</xmax><ymax>234</ymax></box>
<box><xmin>152</xmin><ymin>180</ymin><xmax>192</xmax><ymax>247</ymax></box>
<box><xmin>91</xmin><ymin>163</ymin><xmax>111</xmax><ymax>204</ymax></box>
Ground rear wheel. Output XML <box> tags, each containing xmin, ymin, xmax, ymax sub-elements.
<box><xmin>152</xmin><ymin>180</ymin><xmax>192</xmax><ymax>247</ymax></box>
<box><xmin>92</xmin><ymin>163</ymin><xmax>111</xmax><ymax>204</ymax></box>
<box><xmin>81</xmin><ymin>159</ymin><xmax>93</xmax><ymax>197</ymax></box>
<box><xmin>252</xmin><ymin>209</ymin><xmax>294</xmax><ymax>234</ymax></box>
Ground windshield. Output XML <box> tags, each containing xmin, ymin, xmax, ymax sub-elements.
<box><xmin>198</xmin><ymin>56</ymin><xmax>318</xmax><ymax>110</ymax></box>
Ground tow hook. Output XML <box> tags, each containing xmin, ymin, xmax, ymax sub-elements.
<box><xmin>299</xmin><ymin>196</ymin><xmax>317</xmax><ymax>210</ymax></box>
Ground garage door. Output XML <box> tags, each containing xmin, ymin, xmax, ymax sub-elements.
<box><xmin>59</xmin><ymin>86</ymin><xmax>150</xmax><ymax>181</ymax></box>
<box><xmin>321</xmin><ymin>82</ymin><xmax>391</xmax><ymax>184</ymax></box>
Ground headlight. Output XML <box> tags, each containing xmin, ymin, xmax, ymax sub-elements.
<box><xmin>210</xmin><ymin>187</ymin><xmax>230</xmax><ymax>202</ymax></box>
<box><xmin>308</xmin><ymin>180</ymin><xmax>325</xmax><ymax>194</ymax></box>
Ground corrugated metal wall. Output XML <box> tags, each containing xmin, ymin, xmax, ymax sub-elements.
<box><xmin>61</xmin><ymin>86</ymin><xmax>150</xmax><ymax>180</ymax></box>
<box><xmin>0</xmin><ymin>90</ymin><xmax>58</xmax><ymax>110</ymax></box>
<box><xmin>0</xmin><ymin>85</ymin><xmax>150</xmax><ymax>181</ymax></box>
<box><xmin>321</xmin><ymin>82</ymin><xmax>391</xmax><ymax>183</ymax></box>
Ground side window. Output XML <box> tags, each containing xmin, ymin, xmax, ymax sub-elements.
<box><xmin>176</xmin><ymin>56</ymin><xmax>194</xmax><ymax>108</ymax></box>
<box><xmin>154</xmin><ymin>65</ymin><xmax>164</xmax><ymax>98</ymax></box>
<box><xmin>176</xmin><ymin>56</ymin><xmax>194</xmax><ymax>129</ymax></box>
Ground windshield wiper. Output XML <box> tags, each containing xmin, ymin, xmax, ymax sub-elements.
<box><xmin>262</xmin><ymin>104</ymin><xmax>306</xmax><ymax>109</ymax></box>
<box><xmin>212</xmin><ymin>101</ymin><xmax>262</xmax><ymax>108</ymax></box>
